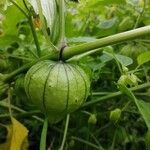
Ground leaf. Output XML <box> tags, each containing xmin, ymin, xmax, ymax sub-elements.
<box><xmin>0</xmin><ymin>117</ymin><xmax>29</xmax><ymax>150</ymax></box>
<box><xmin>136</xmin><ymin>100</ymin><xmax>150</xmax><ymax>130</ymax></box>
<box><xmin>97</xmin><ymin>18</ymin><xmax>117</xmax><ymax>29</ymax></box>
<box><xmin>115</xmin><ymin>54</ymin><xmax>133</xmax><ymax>66</ymax></box>
<box><xmin>89</xmin><ymin>0</ymin><xmax>126</xmax><ymax>6</ymax></box>
<box><xmin>118</xmin><ymin>84</ymin><xmax>150</xmax><ymax>130</ymax></box>
<box><xmin>95</xmin><ymin>18</ymin><xmax>118</xmax><ymax>37</ymax></box>
<box><xmin>2</xmin><ymin>5</ymin><xmax>24</xmax><ymax>35</ymax></box>
<box><xmin>137</xmin><ymin>51</ymin><xmax>150</xmax><ymax>65</ymax></box>
<box><xmin>29</xmin><ymin>0</ymin><xmax>56</xmax><ymax>30</ymax></box>
<box><xmin>104</xmin><ymin>52</ymin><xmax>133</xmax><ymax>66</ymax></box>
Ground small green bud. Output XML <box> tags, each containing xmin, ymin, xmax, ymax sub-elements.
<box><xmin>69</xmin><ymin>139</ymin><xmax>75</xmax><ymax>147</ymax></box>
<box><xmin>129</xmin><ymin>73</ymin><xmax>141</xmax><ymax>86</ymax></box>
<box><xmin>122</xmin><ymin>66</ymin><xmax>128</xmax><ymax>73</ymax></box>
<box><xmin>88</xmin><ymin>114</ymin><xmax>97</xmax><ymax>125</ymax></box>
<box><xmin>110</xmin><ymin>108</ymin><xmax>121</xmax><ymax>123</ymax></box>
<box><xmin>117</xmin><ymin>75</ymin><xmax>128</xmax><ymax>85</ymax></box>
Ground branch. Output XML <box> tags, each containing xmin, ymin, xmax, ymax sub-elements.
<box><xmin>63</xmin><ymin>25</ymin><xmax>150</xmax><ymax>59</ymax></box>
<box><xmin>3</xmin><ymin>26</ymin><xmax>150</xmax><ymax>82</ymax></box>
<box><xmin>82</xmin><ymin>82</ymin><xmax>150</xmax><ymax>108</ymax></box>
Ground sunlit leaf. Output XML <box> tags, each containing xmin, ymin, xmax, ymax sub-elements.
<box><xmin>0</xmin><ymin>117</ymin><xmax>29</xmax><ymax>150</ymax></box>
<box><xmin>2</xmin><ymin>5</ymin><xmax>24</xmax><ymax>35</ymax></box>
<box><xmin>137</xmin><ymin>51</ymin><xmax>150</xmax><ymax>65</ymax></box>
<box><xmin>28</xmin><ymin>0</ymin><xmax>56</xmax><ymax>30</ymax></box>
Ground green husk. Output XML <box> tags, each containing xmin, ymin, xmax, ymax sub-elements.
<box><xmin>24</xmin><ymin>60</ymin><xmax>90</xmax><ymax>123</ymax></box>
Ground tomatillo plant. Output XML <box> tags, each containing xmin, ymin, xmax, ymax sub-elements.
<box><xmin>0</xmin><ymin>0</ymin><xmax>150</xmax><ymax>150</ymax></box>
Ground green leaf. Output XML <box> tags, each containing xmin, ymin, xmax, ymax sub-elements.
<box><xmin>116</xmin><ymin>54</ymin><xmax>133</xmax><ymax>66</ymax></box>
<box><xmin>118</xmin><ymin>84</ymin><xmax>150</xmax><ymax>130</ymax></box>
<box><xmin>137</xmin><ymin>51</ymin><xmax>150</xmax><ymax>65</ymax></box>
<box><xmin>97</xmin><ymin>18</ymin><xmax>117</xmax><ymax>29</ymax></box>
<box><xmin>89</xmin><ymin>0</ymin><xmax>126</xmax><ymax>6</ymax></box>
<box><xmin>94</xmin><ymin>18</ymin><xmax>118</xmax><ymax>37</ymax></box>
<box><xmin>0</xmin><ymin>35</ymin><xmax>20</xmax><ymax>49</ymax></box>
<box><xmin>104</xmin><ymin>52</ymin><xmax>133</xmax><ymax>66</ymax></box>
<box><xmin>136</xmin><ymin>100</ymin><xmax>150</xmax><ymax>130</ymax></box>
<box><xmin>2</xmin><ymin>5</ymin><xmax>24</xmax><ymax>35</ymax></box>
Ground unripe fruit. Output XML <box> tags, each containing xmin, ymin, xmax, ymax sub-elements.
<box><xmin>24</xmin><ymin>60</ymin><xmax>90</xmax><ymax>123</ymax></box>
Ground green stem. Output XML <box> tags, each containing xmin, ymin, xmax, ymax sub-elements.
<box><xmin>0</xmin><ymin>111</ymin><xmax>41</xmax><ymax>118</ymax></box>
<box><xmin>82</xmin><ymin>82</ymin><xmax>150</xmax><ymax>108</ymax></box>
<box><xmin>63</xmin><ymin>26</ymin><xmax>150</xmax><ymax>59</ymax></box>
<box><xmin>59</xmin><ymin>114</ymin><xmax>70</xmax><ymax>150</ymax></box>
<box><xmin>28</xmin><ymin>15</ymin><xmax>41</xmax><ymax>57</ymax></box>
<box><xmin>0</xmin><ymin>100</ymin><xmax>44</xmax><ymax>122</ymax></box>
<box><xmin>2</xmin><ymin>51</ymin><xmax>59</xmax><ymax>82</ymax></box>
<box><xmin>71</xmin><ymin>136</ymin><xmax>104</xmax><ymax>150</ymax></box>
<box><xmin>134</xmin><ymin>0</ymin><xmax>146</xmax><ymax>29</ymax></box>
<box><xmin>2</xmin><ymin>26</ymin><xmax>150</xmax><ymax>82</ymax></box>
<box><xmin>3</xmin><ymin>62</ymin><xmax>34</xmax><ymax>82</ymax></box>
<box><xmin>11</xmin><ymin>0</ymin><xmax>41</xmax><ymax>57</ymax></box>
<box><xmin>40</xmin><ymin>118</ymin><xmax>48</xmax><ymax>150</ymax></box>
<box><xmin>57</xmin><ymin>0</ymin><xmax>65</xmax><ymax>47</ymax></box>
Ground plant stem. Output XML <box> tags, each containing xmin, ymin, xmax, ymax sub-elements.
<box><xmin>0</xmin><ymin>100</ymin><xmax>44</xmax><ymax>122</ymax></box>
<box><xmin>28</xmin><ymin>15</ymin><xmax>41</xmax><ymax>57</ymax></box>
<box><xmin>0</xmin><ymin>111</ymin><xmax>41</xmax><ymax>118</ymax></box>
<box><xmin>63</xmin><ymin>26</ymin><xmax>150</xmax><ymax>59</ymax></box>
<box><xmin>2</xmin><ymin>26</ymin><xmax>150</xmax><ymax>82</ymax></box>
<box><xmin>71</xmin><ymin>136</ymin><xmax>104</xmax><ymax>150</ymax></box>
<box><xmin>2</xmin><ymin>51</ymin><xmax>59</xmax><ymax>82</ymax></box>
<box><xmin>3</xmin><ymin>62</ymin><xmax>34</xmax><ymax>82</ymax></box>
<box><xmin>40</xmin><ymin>118</ymin><xmax>48</xmax><ymax>150</ymax></box>
<box><xmin>57</xmin><ymin>0</ymin><xmax>65</xmax><ymax>47</ymax></box>
<box><xmin>59</xmin><ymin>114</ymin><xmax>70</xmax><ymax>150</ymax></box>
<box><xmin>11</xmin><ymin>0</ymin><xmax>42</xmax><ymax>57</ymax></box>
<box><xmin>82</xmin><ymin>82</ymin><xmax>150</xmax><ymax>108</ymax></box>
<box><xmin>134</xmin><ymin>0</ymin><xmax>146</xmax><ymax>29</ymax></box>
